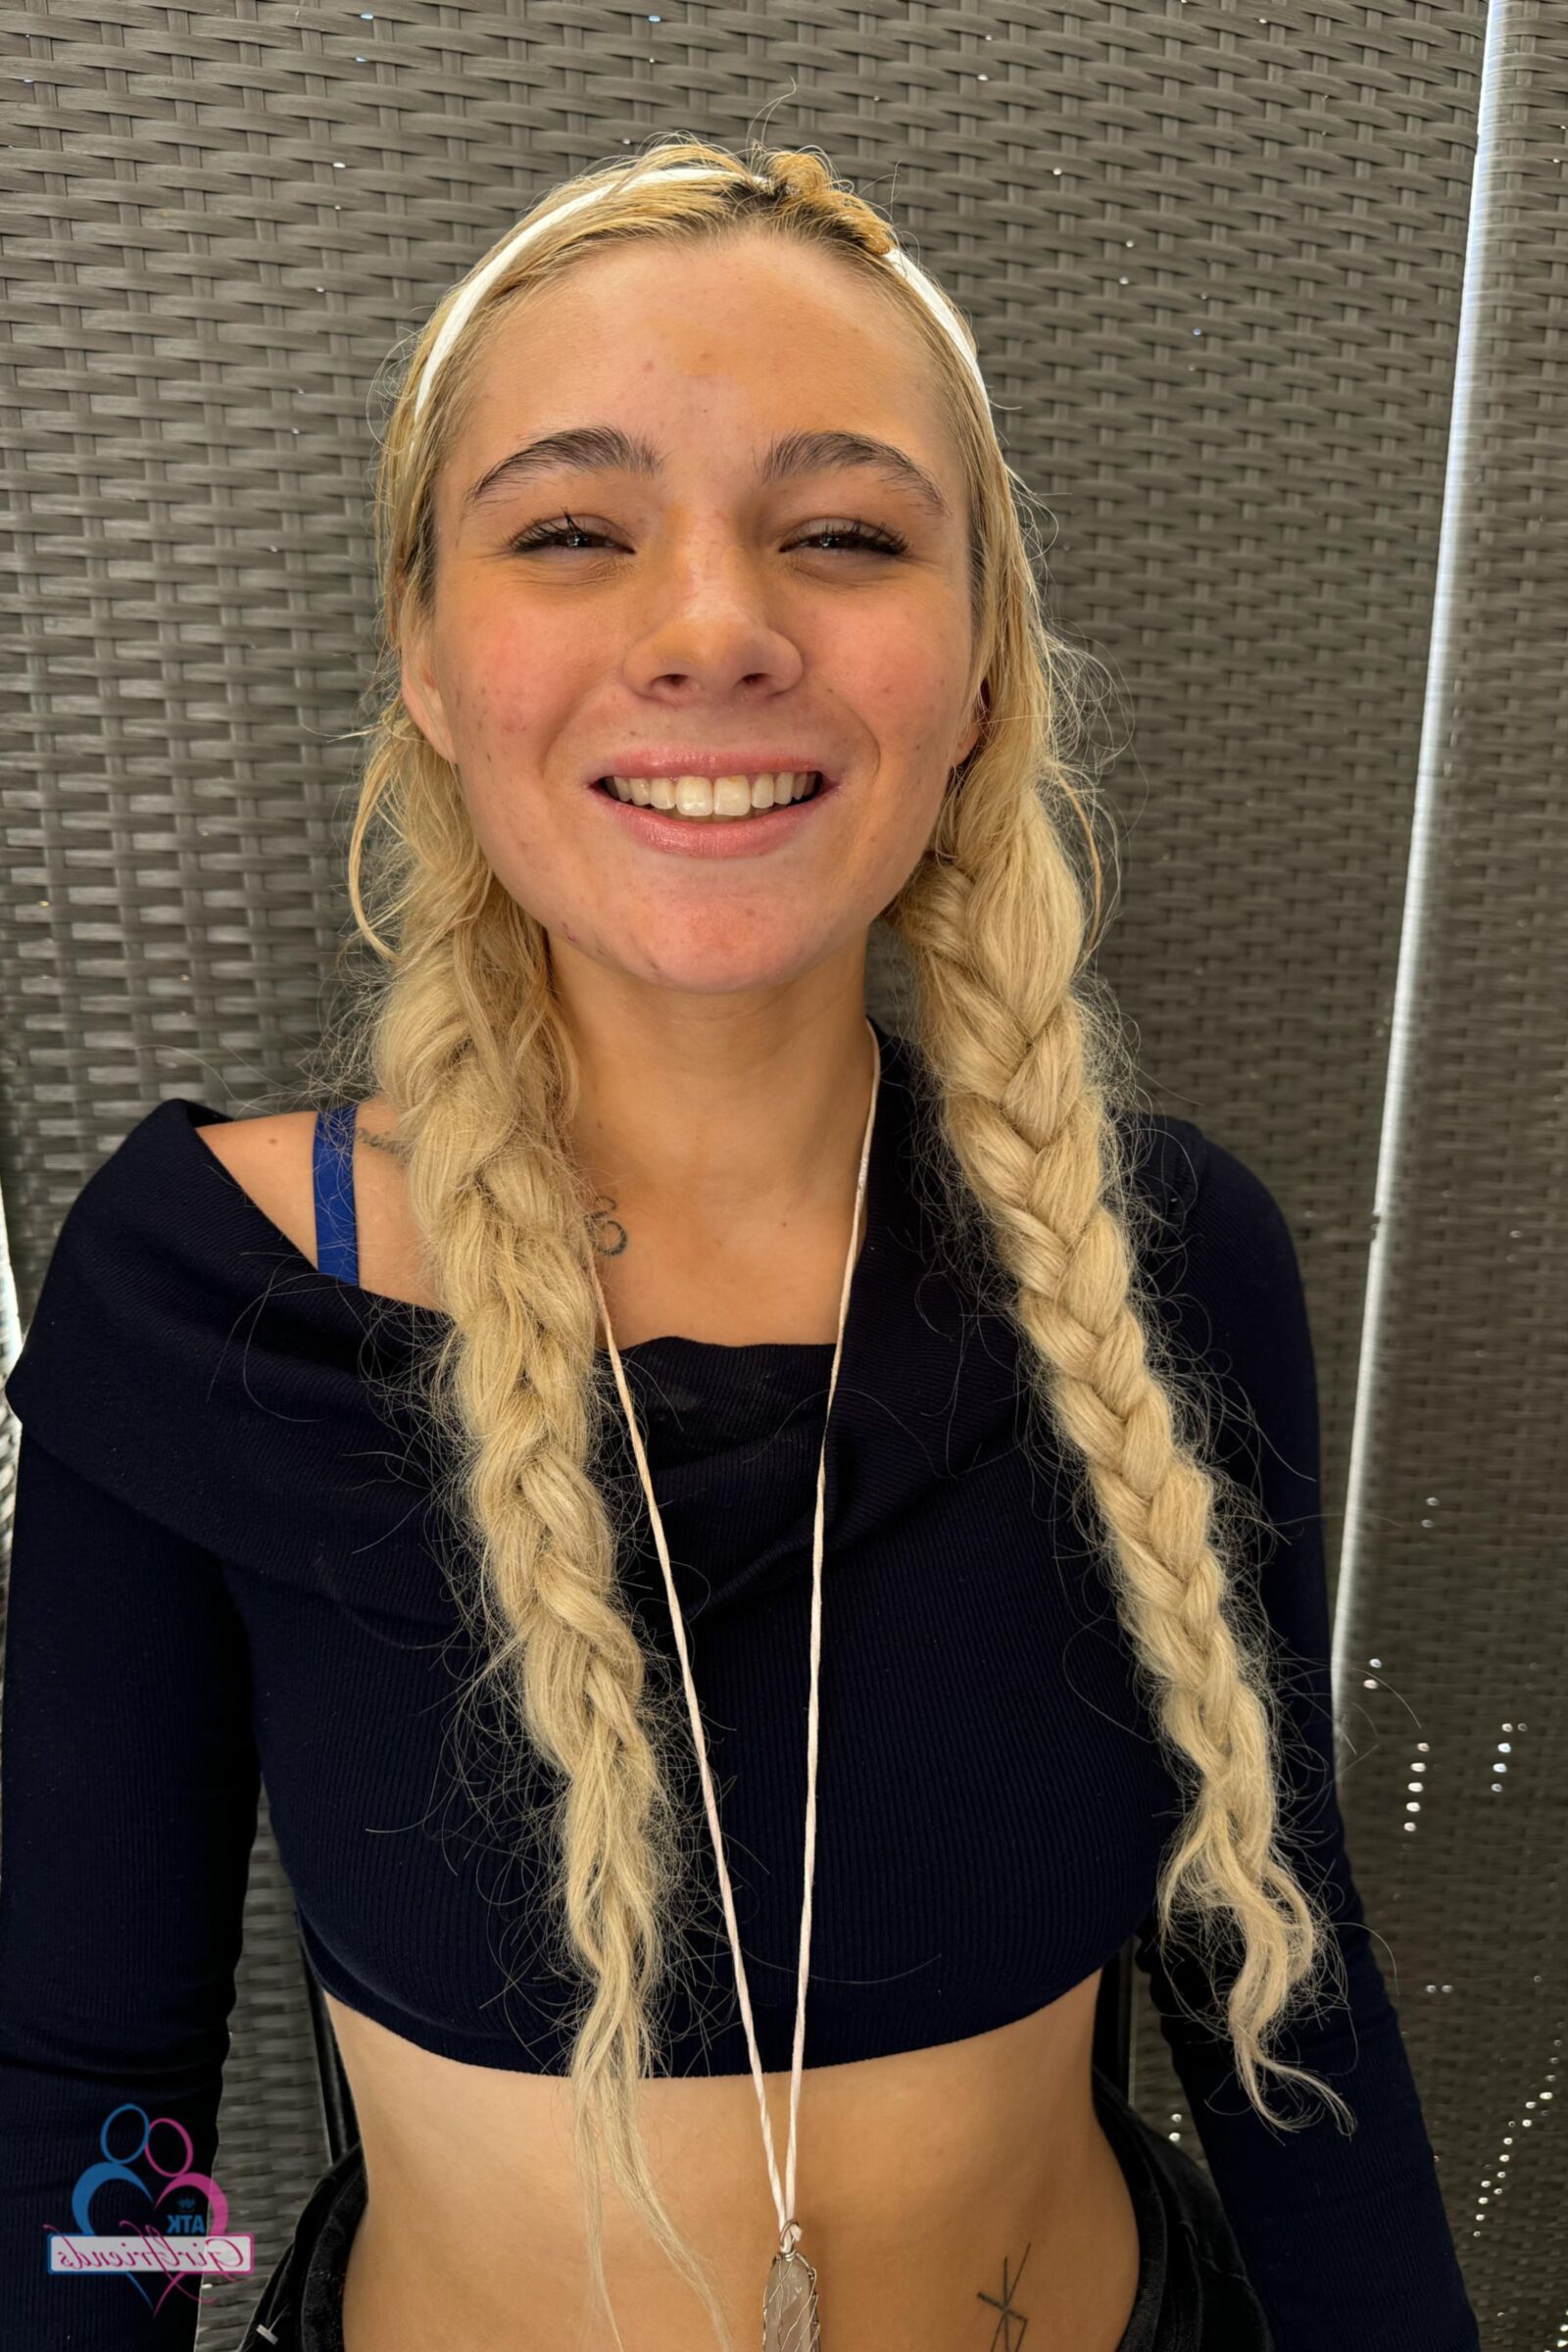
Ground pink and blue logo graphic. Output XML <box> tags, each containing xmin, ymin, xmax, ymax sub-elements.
<box><xmin>47</xmin><ymin>2103</ymin><xmax>254</xmax><ymax>2315</ymax></box>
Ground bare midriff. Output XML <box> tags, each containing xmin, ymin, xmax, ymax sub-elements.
<box><xmin>330</xmin><ymin>1967</ymin><xmax>1141</xmax><ymax>2352</ymax></box>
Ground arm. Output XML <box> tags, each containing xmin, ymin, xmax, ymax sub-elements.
<box><xmin>1133</xmin><ymin>1131</ymin><xmax>1481</xmax><ymax>2351</ymax></box>
<box><xmin>0</xmin><ymin>1428</ymin><xmax>261</xmax><ymax>2349</ymax></box>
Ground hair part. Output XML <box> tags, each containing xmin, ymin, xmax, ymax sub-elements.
<box><xmin>305</xmin><ymin>129</ymin><xmax>1356</xmax><ymax>2352</ymax></box>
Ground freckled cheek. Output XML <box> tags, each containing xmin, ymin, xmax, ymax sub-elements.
<box><xmin>446</xmin><ymin>697</ymin><xmax>565</xmax><ymax>882</ymax></box>
<box><xmin>446</xmin><ymin>661</ymin><xmax>543</xmax><ymax>755</ymax></box>
<box><xmin>456</xmin><ymin>776</ymin><xmax>593</xmax><ymax>945</ymax></box>
<box><xmin>442</xmin><ymin>623</ymin><xmax>582</xmax><ymax>843</ymax></box>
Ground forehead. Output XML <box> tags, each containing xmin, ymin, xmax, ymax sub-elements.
<box><xmin>443</xmin><ymin>234</ymin><xmax>962</xmax><ymax>527</ymax></box>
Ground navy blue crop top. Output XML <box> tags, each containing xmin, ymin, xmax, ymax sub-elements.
<box><xmin>0</xmin><ymin>1021</ymin><xmax>1479</xmax><ymax>2347</ymax></box>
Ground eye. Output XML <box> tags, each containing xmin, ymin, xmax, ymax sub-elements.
<box><xmin>505</xmin><ymin>514</ymin><xmax>909</xmax><ymax>559</ymax></box>
<box><xmin>507</xmin><ymin>514</ymin><xmax>615</xmax><ymax>556</ymax></box>
<box><xmin>787</xmin><ymin>520</ymin><xmax>909</xmax><ymax>558</ymax></box>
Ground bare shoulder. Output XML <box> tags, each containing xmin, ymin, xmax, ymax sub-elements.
<box><xmin>196</xmin><ymin>1097</ymin><xmax>433</xmax><ymax>1304</ymax></box>
<box><xmin>195</xmin><ymin>1109</ymin><xmax>319</xmax><ymax>1262</ymax></box>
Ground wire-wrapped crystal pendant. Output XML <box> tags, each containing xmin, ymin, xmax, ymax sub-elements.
<box><xmin>762</xmin><ymin>2243</ymin><xmax>820</xmax><ymax>2351</ymax></box>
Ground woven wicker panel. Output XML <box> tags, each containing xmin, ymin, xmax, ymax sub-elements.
<box><xmin>2</xmin><ymin>3</ymin><xmax>1562</xmax><ymax>2345</ymax></box>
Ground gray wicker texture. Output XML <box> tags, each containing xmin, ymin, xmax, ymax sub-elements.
<box><xmin>2</xmin><ymin>4</ymin><xmax>1564</xmax><ymax>2346</ymax></box>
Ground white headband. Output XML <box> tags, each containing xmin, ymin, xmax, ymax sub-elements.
<box><xmin>411</xmin><ymin>163</ymin><xmax>987</xmax><ymax>423</ymax></box>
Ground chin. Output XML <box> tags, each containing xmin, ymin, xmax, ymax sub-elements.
<box><xmin>573</xmin><ymin>932</ymin><xmax>850</xmax><ymax>1002</ymax></box>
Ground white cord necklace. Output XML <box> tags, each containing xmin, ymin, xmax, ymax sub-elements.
<box><xmin>587</xmin><ymin>1015</ymin><xmax>881</xmax><ymax>2352</ymax></box>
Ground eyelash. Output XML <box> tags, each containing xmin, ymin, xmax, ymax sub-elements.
<box><xmin>507</xmin><ymin>514</ymin><xmax>909</xmax><ymax>561</ymax></box>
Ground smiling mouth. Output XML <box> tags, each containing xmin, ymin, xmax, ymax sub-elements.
<box><xmin>593</xmin><ymin>772</ymin><xmax>826</xmax><ymax>821</ymax></box>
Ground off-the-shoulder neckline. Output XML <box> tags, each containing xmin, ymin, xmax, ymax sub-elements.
<box><xmin>175</xmin><ymin>1098</ymin><xmax>847</xmax><ymax>1363</ymax></box>
<box><xmin>161</xmin><ymin>1052</ymin><xmax>1200</xmax><ymax>1373</ymax></box>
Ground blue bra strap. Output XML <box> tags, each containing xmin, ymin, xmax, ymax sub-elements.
<box><xmin>313</xmin><ymin>1102</ymin><xmax>361</xmax><ymax>1284</ymax></box>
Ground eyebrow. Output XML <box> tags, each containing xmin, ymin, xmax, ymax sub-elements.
<box><xmin>461</xmin><ymin>424</ymin><xmax>952</xmax><ymax>527</ymax></box>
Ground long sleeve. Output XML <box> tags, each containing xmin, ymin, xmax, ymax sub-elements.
<box><xmin>1133</xmin><ymin>1133</ymin><xmax>1481</xmax><ymax>2349</ymax></box>
<box><xmin>0</xmin><ymin>1428</ymin><xmax>261</xmax><ymax>2349</ymax></box>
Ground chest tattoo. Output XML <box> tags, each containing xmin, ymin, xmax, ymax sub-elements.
<box><xmin>589</xmin><ymin>1193</ymin><xmax>629</xmax><ymax>1258</ymax></box>
<box><xmin>351</xmin><ymin>1131</ymin><xmax>631</xmax><ymax>1262</ymax></box>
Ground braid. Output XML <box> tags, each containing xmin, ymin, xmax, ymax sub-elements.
<box><xmin>885</xmin><ymin>772</ymin><xmax>1357</xmax><ymax>2133</ymax></box>
<box><xmin>365</xmin><ymin>884</ymin><xmax>735</xmax><ymax>2352</ymax></box>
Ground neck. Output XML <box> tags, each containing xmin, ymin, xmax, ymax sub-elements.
<box><xmin>555</xmin><ymin>974</ymin><xmax>876</xmax><ymax>1231</ymax></box>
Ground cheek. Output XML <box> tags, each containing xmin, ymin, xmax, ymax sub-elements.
<box><xmin>459</xmin><ymin>768</ymin><xmax>569</xmax><ymax>919</ymax></box>
<box><xmin>438</xmin><ymin>619</ymin><xmax>570</xmax><ymax>865</ymax></box>
<box><xmin>850</xmin><ymin>604</ymin><xmax>972</xmax><ymax>752</ymax></box>
<box><xmin>859</xmin><ymin>767</ymin><xmax>951</xmax><ymax>890</ymax></box>
<box><xmin>455</xmin><ymin>769</ymin><xmax>600</xmax><ymax>958</ymax></box>
<box><xmin>441</xmin><ymin>612</ymin><xmax>552</xmax><ymax>747</ymax></box>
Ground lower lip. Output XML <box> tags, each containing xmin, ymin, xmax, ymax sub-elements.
<box><xmin>585</xmin><ymin>776</ymin><xmax>840</xmax><ymax>858</ymax></box>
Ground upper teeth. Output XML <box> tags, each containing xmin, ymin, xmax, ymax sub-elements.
<box><xmin>607</xmin><ymin>771</ymin><xmax>820</xmax><ymax>817</ymax></box>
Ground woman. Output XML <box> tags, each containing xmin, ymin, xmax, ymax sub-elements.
<box><xmin>0</xmin><ymin>137</ymin><xmax>1480</xmax><ymax>2352</ymax></box>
